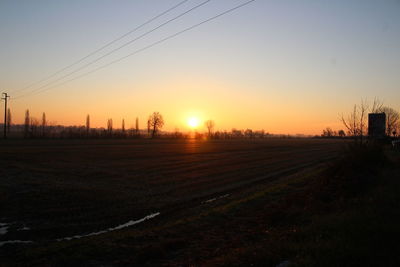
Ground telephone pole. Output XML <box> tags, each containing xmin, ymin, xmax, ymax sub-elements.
<box><xmin>2</xmin><ymin>93</ymin><xmax>10</xmax><ymax>139</ymax></box>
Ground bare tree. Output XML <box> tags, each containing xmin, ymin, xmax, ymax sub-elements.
<box><xmin>122</xmin><ymin>119</ymin><xmax>125</xmax><ymax>136</ymax></box>
<box><xmin>24</xmin><ymin>109</ymin><xmax>30</xmax><ymax>138</ymax></box>
<box><xmin>321</xmin><ymin>127</ymin><xmax>334</xmax><ymax>137</ymax></box>
<box><xmin>244</xmin><ymin>128</ymin><xmax>253</xmax><ymax>138</ymax></box>
<box><xmin>338</xmin><ymin>130</ymin><xmax>346</xmax><ymax>137</ymax></box>
<box><xmin>174</xmin><ymin>127</ymin><xmax>182</xmax><ymax>138</ymax></box>
<box><xmin>231</xmin><ymin>128</ymin><xmax>243</xmax><ymax>138</ymax></box>
<box><xmin>41</xmin><ymin>112</ymin><xmax>46</xmax><ymax>137</ymax></box>
<box><xmin>30</xmin><ymin>118</ymin><xmax>39</xmax><ymax>138</ymax></box>
<box><xmin>148</xmin><ymin>112</ymin><xmax>164</xmax><ymax>138</ymax></box>
<box><xmin>359</xmin><ymin>99</ymin><xmax>368</xmax><ymax>142</ymax></box>
<box><xmin>371</xmin><ymin>98</ymin><xmax>383</xmax><ymax>113</ymax></box>
<box><xmin>6</xmin><ymin>108</ymin><xmax>11</xmax><ymax>134</ymax></box>
<box><xmin>135</xmin><ymin>117</ymin><xmax>139</xmax><ymax>135</ymax></box>
<box><xmin>341</xmin><ymin>105</ymin><xmax>357</xmax><ymax>137</ymax></box>
<box><xmin>107</xmin><ymin>118</ymin><xmax>113</xmax><ymax>136</ymax></box>
<box><xmin>341</xmin><ymin>99</ymin><xmax>369</xmax><ymax>142</ymax></box>
<box><xmin>86</xmin><ymin>114</ymin><xmax>90</xmax><ymax>136</ymax></box>
<box><xmin>257</xmin><ymin>129</ymin><xmax>266</xmax><ymax>138</ymax></box>
<box><xmin>205</xmin><ymin>120</ymin><xmax>215</xmax><ymax>137</ymax></box>
<box><xmin>380</xmin><ymin>107</ymin><xmax>399</xmax><ymax>137</ymax></box>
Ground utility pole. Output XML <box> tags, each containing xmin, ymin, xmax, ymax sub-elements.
<box><xmin>2</xmin><ymin>93</ymin><xmax>10</xmax><ymax>139</ymax></box>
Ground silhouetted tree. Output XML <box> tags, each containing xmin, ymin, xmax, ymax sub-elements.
<box><xmin>380</xmin><ymin>106</ymin><xmax>399</xmax><ymax>137</ymax></box>
<box><xmin>24</xmin><ymin>109</ymin><xmax>30</xmax><ymax>138</ymax></box>
<box><xmin>135</xmin><ymin>117</ymin><xmax>139</xmax><ymax>135</ymax></box>
<box><xmin>205</xmin><ymin>120</ymin><xmax>215</xmax><ymax>137</ymax></box>
<box><xmin>148</xmin><ymin>112</ymin><xmax>164</xmax><ymax>138</ymax></box>
<box><xmin>321</xmin><ymin>127</ymin><xmax>334</xmax><ymax>137</ymax></box>
<box><xmin>121</xmin><ymin>119</ymin><xmax>126</xmax><ymax>137</ymax></box>
<box><xmin>107</xmin><ymin>119</ymin><xmax>113</xmax><ymax>136</ymax></box>
<box><xmin>257</xmin><ymin>129</ymin><xmax>266</xmax><ymax>138</ymax></box>
<box><xmin>86</xmin><ymin>114</ymin><xmax>90</xmax><ymax>136</ymax></box>
<box><xmin>338</xmin><ymin>130</ymin><xmax>346</xmax><ymax>137</ymax></box>
<box><xmin>371</xmin><ymin>98</ymin><xmax>383</xmax><ymax>113</ymax></box>
<box><xmin>231</xmin><ymin>128</ymin><xmax>243</xmax><ymax>138</ymax></box>
<box><xmin>41</xmin><ymin>112</ymin><xmax>46</xmax><ymax>137</ymax></box>
<box><xmin>6</xmin><ymin>108</ymin><xmax>11</xmax><ymax>134</ymax></box>
<box><xmin>30</xmin><ymin>118</ymin><xmax>39</xmax><ymax>138</ymax></box>
<box><xmin>245</xmin><ymin>129</ymin><xmax>253</xmax><ymax>138</ymax></box>
<box><xmin>174</xmin><ymin>127</ymin><xmax>182</xmax><ymax>138</ymax></box>
<box><xmin>341</xmin><ymin>99</ymin><xmax>369</xmax><ymax>143</ymax></box>
<box><xmin>147</xmin><ymin>119</ymin><xmax>151</xmax><ymax>136</ymax></box>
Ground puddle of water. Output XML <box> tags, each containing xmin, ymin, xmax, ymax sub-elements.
<box><xmin>0</xmin><ymin>213</ymin><xmax>161</xmax><ymax>245</ymax></box>
<box><xmin>0</xmin><ymin>226</ymin><xmax>8</xmax><ymax>235</ymax></box>
<box><xmin>0</xmin><ymin>223</ymin><xmax>9</xmax><ymax>235</ymax></box>
<box><xmin>57</xmin><ymin>212</ymin><xmax>160</xmax><ymax>241</ymax></box>
<box><xmin>0</xmin><ymin>222</ymin><xmax>34</xmax><ymax>247</ymax></box>
<box><xmin>108</xmin><ymin>212</ymin><xmax>160</xmax><ymax>231</ymax></box>
<box><xmin>1</xmin><ymin>223</ymin><xmax>31</xmax><ymax>235</ymax></box>
<box><xmin>58</xmin><ymin>230</ymin><xmax>108</xmax><ymax>241</ymax></box>
<box><xmin>202</xmin><ymin>194</ymin><xmax>230</xmax><ymax>204</ymax></box>
<box><xmin>0</xmin><ymin>227</ymin><xmax>9</xmax><ymax>235</ymax></box>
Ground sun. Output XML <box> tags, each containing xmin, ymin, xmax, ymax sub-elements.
<box><xmin>187</xmin><ymin>117</ymin><xmax>200</xmax><ymax>128</ymax></box>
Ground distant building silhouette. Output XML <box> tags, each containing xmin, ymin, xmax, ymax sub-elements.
<box><xmin>368</xmin><ymin>113</ymin><xmax>386</xmax><ymax>138</ymax></box>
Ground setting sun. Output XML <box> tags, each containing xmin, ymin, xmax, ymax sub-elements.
<box><xmin>187</xmin><ymin>117</ymin><xmax>200</xmax><ymax>128</ymax></box>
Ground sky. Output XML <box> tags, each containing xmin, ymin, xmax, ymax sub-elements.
<box><xmin>1</xmin><ymin>0</ymin><xmax>399</xmax><ymax>134</ymax></box>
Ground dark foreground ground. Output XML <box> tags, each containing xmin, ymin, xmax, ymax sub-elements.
<box><xmin>0</xmin><ymin>138</ymin><xmax>399</xmax><ymax>266</ymax></box>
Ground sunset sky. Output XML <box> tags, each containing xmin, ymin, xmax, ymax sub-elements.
<box><xmin>1</xmin><ymin>0</ymin><xmax>399</xmax><ymax>134</ymax></box>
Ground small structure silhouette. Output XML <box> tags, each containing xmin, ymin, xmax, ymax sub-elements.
<box><xmin>368</xmin><ymin>113</ymin><xmax>386</xmax><ymax>139</ymax></box>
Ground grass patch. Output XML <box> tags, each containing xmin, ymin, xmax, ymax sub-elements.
<box><xmin>201</xmin><ymin>144</ymin><xmax>400</xmax><ymax>266</ymax></box>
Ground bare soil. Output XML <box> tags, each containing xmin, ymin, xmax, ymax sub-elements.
<box><xmin>0</xmin><ymin>138</ymin><xmax>350</xmax><ymax>265</ymax></box>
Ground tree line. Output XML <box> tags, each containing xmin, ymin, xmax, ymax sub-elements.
<box><xmin>6</xmin><ymin>99</ymin><xmax>398</xmax><ymax>140</ymax></box>
<box><xmin>1</xmin><ymin>110</ymin><xmax>166</xmax><ymax>139</ymax></box>
<box><xmin>2</xmin><ymin>109</ymin><xmax>279</xmax><ymax>140</ymax></box>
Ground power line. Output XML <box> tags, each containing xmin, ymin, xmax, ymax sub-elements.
<box><xmin>11</xmin><ymin>0</ymin><xmax>190</xmax><ymax>95</ymax></box>
<box><xmin>17</xmin><ymin>0</ymin><xmax>212</xmax><ymax>98</ymax></box>
<box><xmin>13</xmin><ymin>0</ymin><xmax>256</xmax><ymax>100</ymax></box>
<box><xmin>15</xmin><ymin>0</ymin><xmax>211</xmax><ymax>98</ymax></box>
